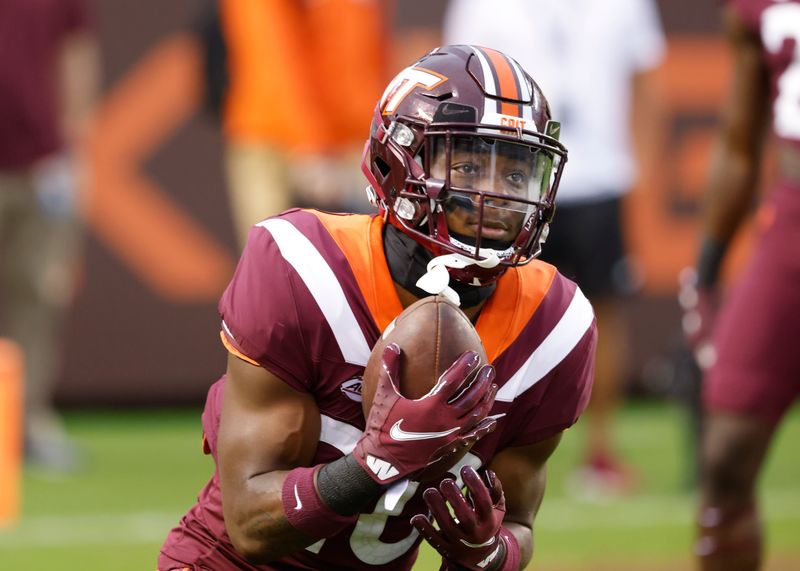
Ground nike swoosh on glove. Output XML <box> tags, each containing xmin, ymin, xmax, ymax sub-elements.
<box><xmin>354</xmin><ymin>344</ymin><xmax>497</xmax><ymax>485</ymax></box>
<box><xmin>411</xmin><ymin>466</ymin><xmax>511</xmax><ymax>571</ymax></box>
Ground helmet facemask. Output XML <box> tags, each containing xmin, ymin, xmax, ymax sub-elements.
<box><xmin>376</xmin><ymin>118</ymin><xmax>566</xmax><ymax>287</ymax></box>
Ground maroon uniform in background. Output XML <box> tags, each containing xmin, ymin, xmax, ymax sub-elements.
<box><xmin>0</xmin><ymin>0</ymin><xmax>94</xmax><ymax>472</ymax></box>
<box><xmin>704</xmin><ymin>0</ymin><xmax>800</xmax><ymax>423</ymax></box>
<box><xmin>159</xmin><ymin>209</ymin><xmax>596</xmax><ymax>570</ymax></box>
<box><xmin>0</xmin><ymin>0</ymin><xmax>90</xmax><ymax>168</ymax></box>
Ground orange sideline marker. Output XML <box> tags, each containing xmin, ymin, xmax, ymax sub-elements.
<box><xmin>0</xmin><ymin>339</ymin><xmax>23</xmax><ymax>529</ymax></box>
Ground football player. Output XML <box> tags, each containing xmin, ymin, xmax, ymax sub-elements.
<box><xmin>159</xmin><ymin>45</ymin><xmax>596</xmax><ymax>571</ymax></box>
<box><xmin>680</xmin><ymin>2</ymin><xmax>800</xmax><ymax>570</ymax></box>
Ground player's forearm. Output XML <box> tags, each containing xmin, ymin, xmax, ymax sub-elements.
<box><xmin>697</xmin><ymin>144</ymin><xmax>760</xmax><ymax>285</ymax></box>
<box><xmin>223</xmin><ymin>469</ymin><xmax>314</xmax><ymax>563</ymax></box>
<box><xmin>699</xmin><ymin>5</ymin><xmax>769</xmax><ymax>280</ymax></box>
<box><xmin>225</xmin><ymin>455</ymin><xmax>385</xmax><ymax>563</ymax></box>
<box><xmin>703</xmin><ymin>145</ymin><xmax>760</xmax><ymax>244</ymax></box>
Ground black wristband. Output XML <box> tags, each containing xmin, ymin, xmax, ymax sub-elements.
<box><xmin>316</xmin><ymin>454</ymin><xmax>386</xmax><ymax>516</ymax></box>
<box><xmin>696</xmin><ymin>237</ymin><xmax>727</xmax><ymax>288</ymax></box>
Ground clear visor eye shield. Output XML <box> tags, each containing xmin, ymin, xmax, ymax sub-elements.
<box><xmin>419</xmin><ymin>122</ymin><xmax>566</xmax><ymax>253</ymax></box>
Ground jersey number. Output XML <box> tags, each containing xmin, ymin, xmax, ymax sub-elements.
<box><xmin>762</xmin><ymin>3</ymin><xmax>800</xmax><ymax>138</ymax></box>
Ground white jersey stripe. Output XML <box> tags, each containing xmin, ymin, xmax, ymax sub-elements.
<box><xmin>496</xmin><ymin>287</ymin><xmax>594</xmax><ymax>402</ymax></box>
<box><xmin>319</xmin><ymin>414</ymin><xmax>361</xmax><ymax>454</ymax></box>
<box><xmin>258</xmin><ymin>219</ymin><xmax>371</xmax><ymax>366</ymax></box>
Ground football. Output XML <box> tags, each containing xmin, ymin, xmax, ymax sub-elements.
<box><xmin>361</xmin><ymin>295</ymin><xmax>489</xmax><ymax>481</ymax></box>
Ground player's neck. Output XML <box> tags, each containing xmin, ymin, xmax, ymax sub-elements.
<box><xmin>383</xmin><ymin>225</ymin><xmax>495</xmax><ymax>315</ymax></box>
<box><xmin>393</xmin><ymin>282</ymin><xmax>486</xmax><ymax>324</ymax></box>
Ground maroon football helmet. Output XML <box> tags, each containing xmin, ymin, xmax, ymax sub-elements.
<box><xmin>362</xmin><ymin>44</ymin><xmax>567</xmax><ymax>286</ymax></box>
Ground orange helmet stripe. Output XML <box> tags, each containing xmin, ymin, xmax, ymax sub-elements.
<box><xmin>479</xmin><ymin>47</ymin><xmax>522</xmax><ymax>117</ymax></box>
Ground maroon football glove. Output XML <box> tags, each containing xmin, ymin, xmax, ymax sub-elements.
<box><xmin>411</xmin><ymin>466</ymin><xmax>514</xmax><ymax>571</ymax></box>
<box><xmin>678</xmin><ymin>268</ymin><xmax>719</xmax><ymax>370</ymax></box>
<box><xmin>353</xmin><ymin>344</ymin><xmax>497</xmax><ymax>485</ymax></box>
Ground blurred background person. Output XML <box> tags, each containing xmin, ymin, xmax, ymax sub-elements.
<box><xmin>216</xmin><ymin>0</ymin><xmax>392</xmax><ymax>249</ymax></box>
<box><xmin>442</xmin><ymin>0</ymin><xmax>666</xmax><ymax>498</ymax></box>
<box><xmin>0</xmin><ymin>0</ymin><xmax>100</xmax><ymax>471</ymax></box>
<box><xmin>680</xmin><ymin>1</ymin><xmax>800</xmax><ymax>569</ymax></box>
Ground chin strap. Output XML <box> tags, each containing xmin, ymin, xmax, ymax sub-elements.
<box><xmin>415</xmin><ymin>251</ymin><xmax>501</xmax><ymax>307</ymax></box>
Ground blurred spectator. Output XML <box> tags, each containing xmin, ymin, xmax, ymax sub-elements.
<box><xmin>679</xmin><ymin>1</ymin><xmax>800</xmax><ymax>569</ymax></box>
<box><xmin>215</xmin><ymin>0</ymin><xmax>392</xmax><ymax>249</ymax></box>
<box><xmin>442</xmin><ymin>0</ymin><xmax>666</xmax><ymax>498</ymax></box>
<box><xmin>0</xmin><ymin>0</ymin><xmax>99</xmax><ymax>471</ymax></box>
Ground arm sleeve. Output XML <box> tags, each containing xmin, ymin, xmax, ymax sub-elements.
<box><xmin>218</xmin><ymin>225</ymin><xmax>314</xmax><ymax>392</ymax></box>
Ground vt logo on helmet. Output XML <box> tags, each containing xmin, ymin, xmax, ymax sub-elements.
<box><xmin>361</xmin><ymin>44</ymin><xmax>568</xmax><ymax>290</ymax></box>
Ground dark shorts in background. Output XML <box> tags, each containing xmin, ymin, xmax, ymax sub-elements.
<box><xmin>539</xmin><ymin>195</ymin><xmax>630</xmax><ymax>298</ymax></box>
<box><xmin>704</xmin><ymin>179</ymin><xmax>800</xmax><ymax>425</ymax></box>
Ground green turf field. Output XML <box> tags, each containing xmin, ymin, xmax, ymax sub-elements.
<box><xmin>1</xmin><ymin>401</ymin><xmax>798</xmax><ymax>570</ymax></box>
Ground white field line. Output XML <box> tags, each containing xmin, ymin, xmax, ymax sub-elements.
<box><xmin>539</xmin><ymin>488</ymin><xmax>800</xmax><ymax>531</ymax></box>
<box><xmin>0</xmin><ymin>512</ymin><xmax>178</xmax><ymax>547</ymax></box>
<box><xmin>0</xmin><ymin>490</ymin><xmax>798</xmax><ymax>548</ymax></box>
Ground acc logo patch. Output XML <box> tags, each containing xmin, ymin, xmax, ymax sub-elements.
<box><xmin>340</xmin><ymin>377</ymin><xmax>363</xmax><ymax>402</ymax></box>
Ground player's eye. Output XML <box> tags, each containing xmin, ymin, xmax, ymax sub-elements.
<box><xmin>506</xmin><ymin>171</ymin><xmax>528</xmax><ymax>185</ymax></box>
<box><xmin>502</xmin><ymin>170</ymin><xmax>531</xmax><ymax>194</ymax></box>
<box><xmin>451</xmin><ymin>162</ymin><xmax>480</xmax><ymax>177</ymax></box>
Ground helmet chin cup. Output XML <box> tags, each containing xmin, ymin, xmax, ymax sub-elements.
<box><xmin>414</xmin><ymin>251</ymin><xmax>501</xmax><ymax>306</ymax></box>
<box><xmin>474</xmin><ymin>250</ymin><xmax>501</xmax><ymax>268</ymax></box>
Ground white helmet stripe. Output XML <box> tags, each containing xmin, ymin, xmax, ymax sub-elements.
<box><xmin>468</xmin><ymin>46</ymin><xmax>500</xmax><ymax>120</ymax></box>
<box><xmin>508</xmin><ymin>57</ymin><xmax>534</xmax><ymax>122</ymax></box>
<box><xmin>468</xmin><ymin>46</ymin><xmax>497</xmax><ymax>96</ymax></box>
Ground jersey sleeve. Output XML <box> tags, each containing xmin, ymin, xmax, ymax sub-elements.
<box><xmin>218</xmin><ymin>224</ymin><xmax>314</xmax><ymax>392</ymax></box>
<box><xmin>530</xmin><ymin>321</ymin><xmax>597</xmax><ymax>442</ymax></box>
<box><xmin>500</xmin><ymin>278</ymin><xmax>598</xmax><ymax>447</ymax></box>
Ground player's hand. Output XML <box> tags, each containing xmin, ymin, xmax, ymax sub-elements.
<box><xmin>353</xmin><ymin>344</ymin><xmax>497</xmax><ymax>485</ymax></box>
<box><xmin>411</xmin><ymin>466</ymin><xmax>509</xmax><ymax>571</ymax></box>
<box><xmin>678</xmin><ymin>268</ymin><xmax>719</xmax><ymax>370</ymax></box>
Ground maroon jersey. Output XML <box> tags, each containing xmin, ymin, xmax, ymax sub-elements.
<box><xmin>728</xmin><ymin>0</ymin><xmax>800</xmax><ymax>148</ymax></box>
<box><xmin>0</xmin><ymin>0</ymin><xmax>91</xmax><ymax>168</ymax></box>
<box><xmin>704</xmin><ymin>177</ymin><xmax>800</xmax><ymax>423</ymax></box>
<box><xmin>160</xmin><ymin>209</ymin><xmax>596</xmax><ymax>571</ymax></box>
